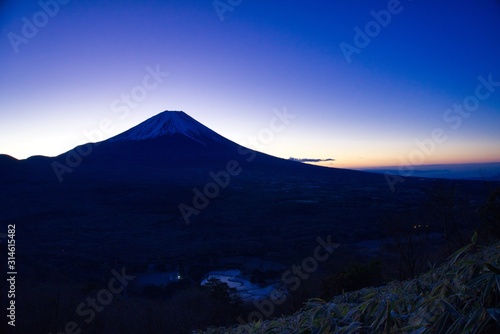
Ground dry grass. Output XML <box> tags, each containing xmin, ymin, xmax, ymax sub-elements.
<box><xmin>200</xmin><ymin>235</ymin><xmax>500</xmax><ymax>334</ymax></box>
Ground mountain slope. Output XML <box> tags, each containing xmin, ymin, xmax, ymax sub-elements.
<box><xmin>1</xmin><ymin>110</ymin><xmax>360</xmax><ymax>183</ymax></box>
<box><xmin>107</xmin><ymin>110</ymin><xmax>225</xmax><ymax>145</ymax></box>
<box><xmin>0</xmin><ymin>109</ymin><xmax>493</xmax><ymax>308</ymax></box>
<box><xmin>200</xmin><ymin>240</ymin><xmax>500</xmax><ymax>334</ymax></box>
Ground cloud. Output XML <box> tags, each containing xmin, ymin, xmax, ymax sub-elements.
<box><xmin>289</xmin><ymin>157</ymin><xmax>335</xmax><ymax>163</ymax></box>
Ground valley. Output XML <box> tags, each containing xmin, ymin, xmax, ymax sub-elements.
<box><xmin>0</xmin><ymin>111</ymin><xmax>498</xmax><ymax>333</ymax></box>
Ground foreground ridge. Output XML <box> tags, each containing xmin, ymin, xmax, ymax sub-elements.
<box><xmin>200</xmin><ymin>239</ymin><xmax>500</xmax><ymax>334</ymax></box>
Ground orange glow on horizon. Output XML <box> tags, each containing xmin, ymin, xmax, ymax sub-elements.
<box><xmin>306</xmin><ymin>156</ymin><xmax>500</xmax><ymax>170</ymax></box>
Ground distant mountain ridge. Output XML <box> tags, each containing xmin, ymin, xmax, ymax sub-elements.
<box><xmin>362</xmin><ymin>162</ymin><xmax>500</xmax><ymax>181</ymax></box>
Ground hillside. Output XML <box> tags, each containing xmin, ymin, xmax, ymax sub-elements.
<box><xmin>200</xmin><ymin>237</ymin><xmax>500</xmax><ymax>334</ymax></box>
<box><xmin>1</xmin><ymin>111</ymin><xmax>498</xmax><ymax>334</ymax></box>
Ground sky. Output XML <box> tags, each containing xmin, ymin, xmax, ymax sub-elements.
<box><xmin>1</xmin><ymin>0</ymin><xmax>499</xmax><ymax>169</ymax></box>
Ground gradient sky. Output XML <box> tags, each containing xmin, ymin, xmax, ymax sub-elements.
<box><xmin>1</xmin><ymin>0</ymin><xmax>499</xmax><ymax>168</ymax></box>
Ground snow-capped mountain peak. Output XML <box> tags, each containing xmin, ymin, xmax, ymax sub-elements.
<box><xmin>108</xmin><ymin>110</ymin><xmax>222</xmax><ymax>144</ymax></box>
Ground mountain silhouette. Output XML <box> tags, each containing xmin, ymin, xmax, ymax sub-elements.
<box><xmin>1</xmin><ymin>110</ymin><xmax>355</xmax><ymax>184</ymax></box>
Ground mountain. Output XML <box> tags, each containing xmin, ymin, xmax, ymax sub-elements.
<box><xmin>1</xmin><ymin>110</ymin><xmax>354</xmax><ymax>184</ymax></box>
<box><xmin>0</xmin><ymin>111</ymin><xmax>236</xmax><ymax>183</ymax></box>
<box><xmin>107</xmin><ymin>110</ymin><xmax>224</xmax><ymax>145</ymax></box>
<box><xmin>1</xmin><ymin>110</ymin><xmax>496</xmax><ymax>334</ymax></box>
<box><xmin>0</xmin><ymin>109</ymin><xmax>494</xmax><ymax>305</ymax></box>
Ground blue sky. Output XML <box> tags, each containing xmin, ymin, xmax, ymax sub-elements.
<box><xmin>1</xmin><ymin>0</ymin><xmax>499</xmax><ymax>168</ymax></box>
